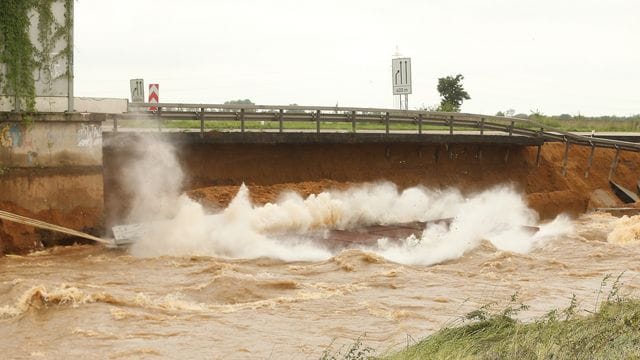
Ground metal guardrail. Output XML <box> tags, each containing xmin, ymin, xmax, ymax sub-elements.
<box><xmin>112</xmin><ymin>102</ymin><xmax>640</xmax><ymax>180</ymax></box>
<box><xmin>114</xmin><ymin>103</ymin><xmax>640</xmax><ymax>154</ymax></box>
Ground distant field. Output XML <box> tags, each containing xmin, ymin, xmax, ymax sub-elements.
<box><xmin>531</xmin><ymin>115</ymin><xmax>640</xmax><ymax>132</ymax></box>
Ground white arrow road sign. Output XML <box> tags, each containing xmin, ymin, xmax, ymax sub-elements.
<box><xmin>392</xmin><ymin>58</ymin><xmax>412</xmax><ymax>95</ymax></box>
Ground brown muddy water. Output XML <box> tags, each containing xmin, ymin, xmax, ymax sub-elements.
<box><xmin>1</xmin><ymin>211</ymin><xmax>640</xmax><ymax>359</ymax></box>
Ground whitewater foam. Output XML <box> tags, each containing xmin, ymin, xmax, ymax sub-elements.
<box><xmin>607</xmin><ymin>215</ymin><xmax>640</xmax><ymax>244</ymax></box>
<box><xmin>122</xmin><ymin>138</ymin><xmax>573</xmax><ymax>265</ymax></box>
<box><xmin>128</xmin><ymin>182</ymin><xmax>572</xmax><ymax>265</ymax></box>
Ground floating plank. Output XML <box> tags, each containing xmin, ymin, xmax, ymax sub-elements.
<box><xmin>112</xmin><ymin>223</ymin><xmax>148</xmax><ymax>246</ymax></box>
<box><xmin>610</xmin><ymin>181</ymin><xmax>639</xmax><ymax>204</ymax></box>
<box><xmin>111</xmin><ymin>222</ymin><xmax>160</xmax><ymax>246</ymax></box>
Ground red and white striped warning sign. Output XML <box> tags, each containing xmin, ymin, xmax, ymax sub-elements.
<box><xmin>148</xmin><ymin>84</ymin><xmax>159</xmax><ymax>111</ymax></box>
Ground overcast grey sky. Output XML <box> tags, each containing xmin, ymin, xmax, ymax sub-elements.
<box><xmin>74</xmin><ymin>0</ymin><xmax>639</xmax><ymax>116</ymax></box>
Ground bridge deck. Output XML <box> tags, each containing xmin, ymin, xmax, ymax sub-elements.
<box><xmin>102</xmin><ymin>131</ymin><xmax>544</xmax><ymax>146</ymax></box>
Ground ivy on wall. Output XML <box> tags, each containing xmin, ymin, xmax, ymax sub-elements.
<box><xmin>0</xmin><ymin>0</ymin><xmax>73</xmax><ymax>113</ymax></box>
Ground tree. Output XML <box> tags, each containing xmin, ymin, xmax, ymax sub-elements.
<box><xmin>224</xmin><ymin>99</ymin><xmax>254</xmax><ymax>106</ymax></box>
<box><xmin>496</xmin><ymin>109</ymin><xmax>515</xmax><ymax>117</ymax></box>
<box><xmin>436</xmin><ymin>74</ymin><xmax>470</xmax><ymax>112</ymax></box>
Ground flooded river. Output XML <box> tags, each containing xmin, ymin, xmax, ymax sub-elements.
<box><xmin>3</xmin><ymin>139</ymin><xmax>640</xmax><ymax>359</ymax></box>
<box><xmin>1</xmin><ymin>210</ymin><xmax>639</xmax><ymax>359</ymax></box>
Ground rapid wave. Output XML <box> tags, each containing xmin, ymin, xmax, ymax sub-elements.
<box><xmin>0</xmin><ymin>284</ymin><xmax>123</xmax><ymax>319</ymax></box>
<box><xmin>607</xmin><ymin>215</ymin><xmax>640</xmax><ymax>244</ymax></box>
<box><xmin>0</xmin><ymin>281</ymin><xmax>362</xmax><ymax>319</ymax></box>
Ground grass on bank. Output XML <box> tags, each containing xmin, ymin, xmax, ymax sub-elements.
<box><xmin>385</xmin><ymin>298</ymin><xmax>640</xmax><ymax>359</ymax></box>
<box><xmin>323</xmin><ymin>274</ymin><xmax>640</xmax><ymax>360</ymax></box>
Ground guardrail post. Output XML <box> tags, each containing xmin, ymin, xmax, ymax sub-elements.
<box><xmin>278</xmin><ymin>109</ymin><xmax>283</xmax><ymax>133</ymax></box>
<box><xmin>113</xmin><ymin>116</ymin><xmax>118</xmax><ymax>133</ymax></box>
<box><xmin>585</xmin><ymin>142</ymin><xmax>595</xmax><ymax>178</ymax></box>
<box><xmin>509</xmin><ymin>121</ymin><xmax>514</xmax><ymax>136</ymax></box>
<box><xmin>199</xmin><ymin>107</ymin><xmax>205</xmax><ymax>137</ymax></box>
<box><xmin>316</xmin><ymin>110</ymin><xmax>321</xmax><ymax>134</ymax></box>
<box><xmin>240</xmin><ymin>108</ymin><xmax>245</xmax><ymax>133</ymax></box>
<box><xmin>538</xmin><ymin>127</ymin><xmax>544</xmax><ymax>137</ymax></box>
<box><xmin>608</xmin><ymin>146</ymin><xmax>621</xmax><ymax>181</ymax></box>
<box><xmin>561</xmin><ymin>139</ymin><xmax>570</xmax><ymax>177</ymax></box>
<box><xmin>480</xmin><ymin>117</ymin><xmax>484</xmax><ymax>135</ymax></box>
<box><xmin>535</xmin><ymin>144</ymin><xmax>542</xmax><ymax>167</ymax></box>
<box><xmin>385</xmin><ymin>112</ymin><xmax>390</xmax><ymax>134</ymax></box>
<box><xmin>449</xmin><ymin>116</ymin><xmax>454</xmax><ymax>135</ymax></box>
<box><xmin>156</xmin><ymin>106</ymin><xmax>162</xmax><ymax>132</ymax></box>
<box><xmin>351</xmin><ymin>110</ymin><xmax>356</xmax><ymax>133</ymax></box>
<box><xmin>418</xmin><ymin>114</ymin><xmax>423</xmax><ymax>134</ymax></box>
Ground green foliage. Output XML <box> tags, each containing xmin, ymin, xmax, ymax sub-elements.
<box><xmin>0</xmin><ymin>0</ymin><xmax>36</xmax><ymax>111</ymax></box>
<box><xmin>223</xmin><ymin>99</ymin><xmax>255</xmax><ymax>106</ymax></box>
<box><xmin>436</xmin><ymin>74</ymin><xmax>470</xmax><ymax>112</ymax></box>
<box><xmin>437</xmin><ymin>101</ymin><xmax>459</xmax><ymax>112</ymax></box>
<box><xmin>320</xmin><ymin>337</ymin><xmax>374</xmax><ymax>360</ymax></box>
<box><xmin>0</xmin><ymin>0</ymin><xmax>72</xmax><ymax>113</ymax></box>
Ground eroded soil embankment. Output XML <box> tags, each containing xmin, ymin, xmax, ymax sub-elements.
<box><xmin>0</xmin><ymin>168</ymin><xmax>104</xmax><ymax>254</ymax></box>
<box><xmin>105</xmin><ymin>141</ymin><xmax>640</xmax><ymax>224</ymax></box>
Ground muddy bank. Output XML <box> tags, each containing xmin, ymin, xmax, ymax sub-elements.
<box><xmin>106</xmin><ymin>141</ymin><xmax>640</xmax><ymax>223</ymax></box>
<box><xmin>0</xmin><ymin>201</ymin><xmax>102</xmax><ymax>254</ymax></box>
<box><xmin>0</xmin><ymin>167</ymin><xmax>104</xmax><ymax>254</ymax></box>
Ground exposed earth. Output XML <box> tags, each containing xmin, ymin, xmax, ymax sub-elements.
<box><xmin>181</xmin><ymin>142</ymin><xmax>639</xmax><ymax>220</ymax></box>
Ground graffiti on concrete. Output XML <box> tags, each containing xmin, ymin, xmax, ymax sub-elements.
<box><xmin>0</xmin><ymin>125</ymin><xmax>10</xmax><ymax>147</ymax></box>
<box><xmin>77</xmin><ymin>124</ymin><xmax>101</xmax><ymax>147</ymax></box>
<box><xmin>0</xmin><ymin>124</ymin><xmax>25</xmax><ymax>148</ymax></box>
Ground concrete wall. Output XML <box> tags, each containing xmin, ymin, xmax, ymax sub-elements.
<box><xmin>0</xmin><ymin>114</ymin><xmax>104</xmax><ymax>167</ymax></box>
<box><xmin>75</xmin><ymin>97</ymin><xmax>128</xmax><ymax>114</ymax></box>
<box><xmin>0</xmin><ymin>96</ymin><xmax>128</xmax><ymax>114</ymax></box>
